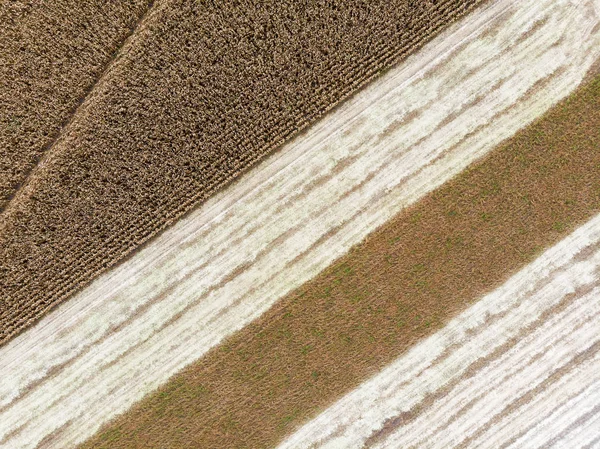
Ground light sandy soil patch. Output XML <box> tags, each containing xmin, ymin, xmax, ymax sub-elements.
<box><xmin>2</xmin><ymin>0</ymin><xmax>600</xmax><ymax>448</ymax></box>
<box><xmin>280</xmin><ymin>213</ymin><xmax>600</xmax><ymax>448</ymax></box>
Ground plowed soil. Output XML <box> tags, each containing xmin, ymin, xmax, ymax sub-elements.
<box><xmin>79</xmin><ymin>70</ymin><xmax>600</xmax><ymax>448</ymax></box>
<box><xmin>0</xmin><ymin>0</ymin><xmax>485</xmax><ymax>345</ymax></box>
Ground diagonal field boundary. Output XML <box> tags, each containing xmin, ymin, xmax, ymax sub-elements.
<box><xmin>79</xmin><ymin>18</ymin><xmax>600</xmax><ymax>449</ymax></box>
<box><xmin>2</xmin><ymin>0</ymin><xmax>600</xmax><ymax>447</ymax></box>
<box><xmin>0</xmin><ymin>0</ymin><xmax>488</xmax><ymax>345</ymax></box>
<box><xmin>280</xmin><ymin>213</ymin><xmax>600</xmax><ymax>448</ymax></box>
<box><xmin>0</xmin><ymin>0</ymin><xmax>155</xmax><ymax>211</ymax></box>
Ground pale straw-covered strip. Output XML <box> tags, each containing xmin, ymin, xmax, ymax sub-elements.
<box><xmin>2</xmin><ymin>0</ymin><xmax>600</xmax><ymax>447</ymax></box>
<box><xmin>279</xmin><ymin>213</ymin><xmax>600</xmax><ymax>449</ymax></box>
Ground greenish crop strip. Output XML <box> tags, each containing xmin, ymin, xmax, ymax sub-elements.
<box><xmin>81</xmin><ymin>70</ymin><xmax>600</xmax><ymax>449</ymax></box>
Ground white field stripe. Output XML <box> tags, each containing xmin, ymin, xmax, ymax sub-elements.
<box><xmin>278</xmin><ymin>214</ymin><xmax>600</xmax><ymax>449</ymax></box>
<box><xmin>391</xmin><ymin>293</ymin><xmax>600</xmax><ymax>449</ymax></box>
<box><xmin>470</xmin><ymin>353</ymin><xmax>600</xmax><ymax>447</ymax></box>
<box><xmin>558</xmin><ymin>409</ymin><xmax>600</xmax><ymax>448</ymax></box>
<box><xmin>507</xmin><ymin>380</ymin><xmax>600</xmax><ymax>449</ymax></box>
<box><xmin>498</xmin><ymin>365</ymin><xmax>600</xmax><ymax>448</ymax></box>
<box><xmin>2</xmin><ymin>0</ymin><xmax>600</xmax><ymax>448</ymax></box>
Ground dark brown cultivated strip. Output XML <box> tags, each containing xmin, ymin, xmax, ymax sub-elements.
<box><xmin>0</xmin><ymin>0</ymin><xmax>153</xmax><ymax>210</ymax></box>
<box><xmin>79</xmin><ymin>71</ymin><xmax>600</xmax><ymax>449</ymax></box>
<box><xmin>0</xmin><ymin>0</ymin><xmax>486</xmax><ymax>344</ymax></box>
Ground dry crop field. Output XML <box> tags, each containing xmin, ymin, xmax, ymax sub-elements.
<box><xmin>0</xmin><ymin>0</ymin><xmax>485</xmax><ymax>344</ymax></box>
<box><xmin>0</xmin><ymin>0</ymin><xmax>151</xmax><ymax>209</ymax></box>
<box><xmin>1</xmin><ymin>0</ymin><xmax>599</xmax><ymax>448</ymax></box>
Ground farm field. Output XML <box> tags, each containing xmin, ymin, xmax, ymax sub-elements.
<box><xmin>281</xmin><ymin>213</ymin><xmax>600</xmax><ymax>448</ymax></box>
<box><xmin>1</xmin><ymin>0</ymin><xmax>599</xmax><ymax>448</ymax></box>
<box><xmin>0</xmin><ymin>0</ymin><xmax>486</xmax><ymax>345</ymax></box>
<box><xmin>0</xmin><ymin>0</ymin><xmax>151</xmax><ymax>209</ymax></box>
<box><xmin>1</xmin><ymin>1</ymin><xmax>599</xmax><ymax>448</ymax></box>
<box><xmin>76</xmin><ymin>64</ymin><xmax>600</xmax><ymax>448</ymax></box>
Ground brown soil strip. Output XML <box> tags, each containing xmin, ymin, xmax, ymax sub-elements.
<box><xmin>79</xmin><ymin>72</ymin><xmax>600</xmax><ymax>449</ymax></box>
<box><xmin>0</xmin><ymin>0</ymin><xmax>486</xmax><ymax>345</ymax></box>
<box><xmin>0</xmin><ymin>0</ymin><xmax>153</xmax><ymax>210</ymax></box>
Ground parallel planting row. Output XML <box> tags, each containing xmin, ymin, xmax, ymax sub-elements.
<box><xmin>0</xmin><ymin>0</ymin><xmax>486</xmax><ymax>344</ymax></box>
<box><xmin>80</xmin><ymin>33</ymin><xmax>600</xmax><ymax>449</ymax></box>
<box><xmin>4</xmin><ymin>1</ymin><xmax>598</xmax><ymax>446</ymax></box>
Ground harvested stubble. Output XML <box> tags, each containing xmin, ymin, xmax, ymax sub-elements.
<box><xmin>283</xmin><ymin>215</ymin><xmax>600</xmax><ymax>448</ymax></box>
<box><xmin>0</xmin><ymin>0</ymin><xmax>152</xmax><ymax>210</ymax></box>
<box><xmin>80</xmin><ymin>72</ymin><xmax>600</xmax><ymax>449</ymax></box>
<box><xmin>4</xmin><ymin>1</ymin><xmax>596</xmax><ymax>445</ymax></box>
<box><xmin>0</xmin><ymin>0</ymin><xmax>486</xmax><ymax>345</ymax></box>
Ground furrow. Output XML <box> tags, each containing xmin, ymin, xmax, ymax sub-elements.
<box><xmin>559</xmin><ymin>409</ymin><xmax>600</xmax><ymax>448</ymax></box>
<box><xmin>404</xmin><ymin>297</ymin><xmax>600</xmax><ymax>448</ymax></box>
<box><xmin>504</xmin><ymin>380</ymin><xmax>600</xmax><ymax>449</ymax></box>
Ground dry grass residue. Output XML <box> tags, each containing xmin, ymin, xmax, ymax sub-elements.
<box><xmin>0</xmin><ymin>0</ymin><xmax>485</xmax><ymax>345</ymax></box>
<box><xmin>80</xmin><ymin>72</ymin><xmax>600</xmax><ymax>449</ymax></box>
